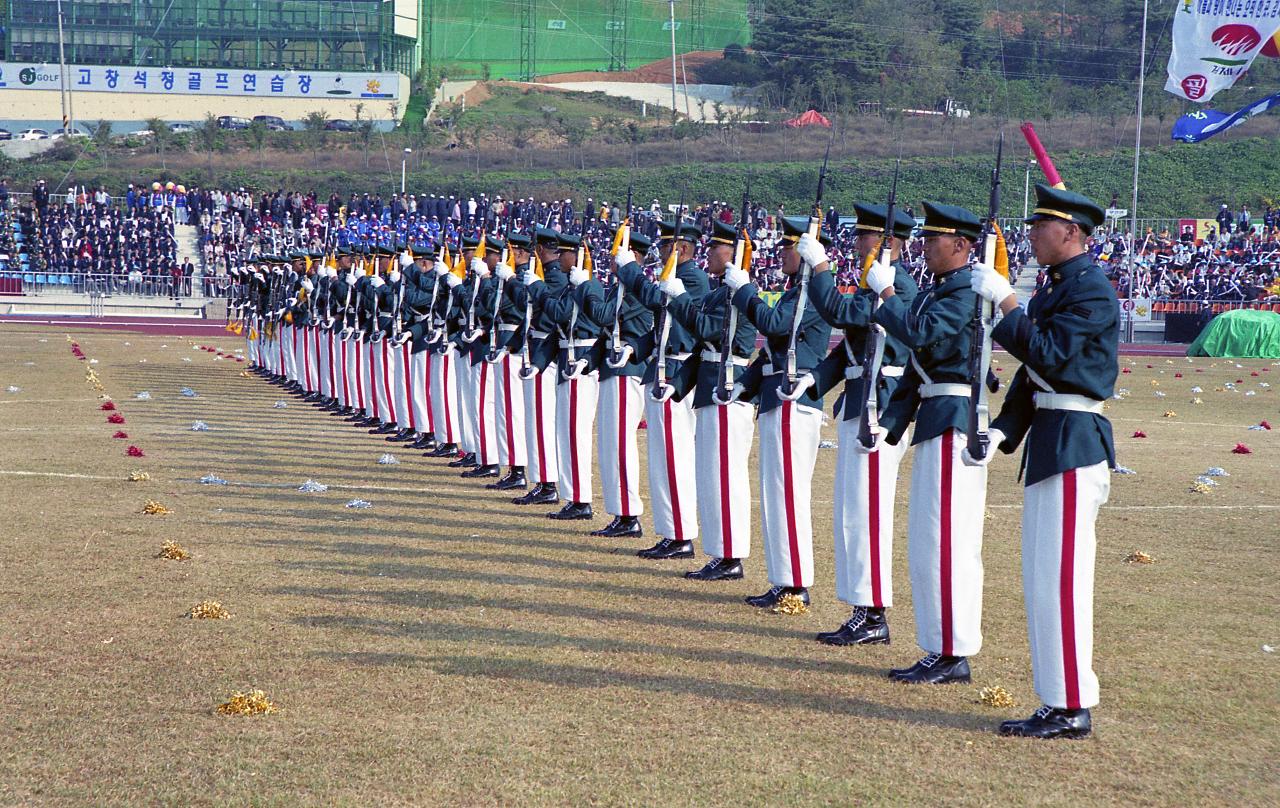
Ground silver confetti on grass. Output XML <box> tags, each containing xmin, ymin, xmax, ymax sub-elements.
<box><xmin>1194</xmin><ymin>476</ymin><xmax>1219</xmax><ymax>487</ymax></box>
<box><xmin>345</xmin><ymin>499</ymin><xmax>372</xmax><ymax>509</ymax></box>
<box><xmin>818</xmin><ymin>440</ymin><xmax>837</xmax><ymax>449</ymax></box>
<box><xmin>377</xmin><ymin>453</ymin><xmax>399</xmax><ymax>465</ymax></box>
<box><xmin>272</xmin><ymin>401</ymin><xmax>288</xmax><ymax>409</ymax></box>
<box><xmin>180</xmin><ymin>387</ymin><xmax>198</xmax><ymax>397</ymax></box>
<box><xmin>199</xmin><ymin>474</ymin><xmax>228</xmax><ymax>485</ymax></box>
<box><xmin>135</xmin><ymin>391</ymin><xmax>152</xmax><ymax>400</ymax></box>
<box><xmin>1205</xmin><ymin>467</ymin><xmax>1229</xmax><ymax>477</ymax></box>
<box><xmin>191</xmin><ymin>421</ymin><xmax>209</xmax><ymax>431</ymax></box>
<box><xmin>5</xmin><ymin>385</ymin><xmax>20</xmax><ymax>393</ymax></box>
<box><xmin>1112</xmin><ymin>466</ymin><xmax>1137</xmax><ymax>475</ymax></box>
<box><xmin>298</xmin><ymin>480</ymin><xmax>329</xmax><ymax>493</ymax></box>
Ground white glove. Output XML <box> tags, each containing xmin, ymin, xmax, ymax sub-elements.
<box><xmin>778</xmin><ymin>373</ymin><xmax>814</xmax><ymax>401</ymax></box>
<box><xmin>433</xmin><ymin>260</ymin><xmax>449</xmax><ymax>277</ymax></box>
<box><xmin>496</xmin><ymin>263</ymin><xmax>515</xmax><ymax>282</ymax></box>
<box><xmin>399</xmin><ymin>251</ymin><xmax>414</xmax><ymax>268</ymax></box>
<box><xmin>650</xmin><ymin>383</ymin><xmax>676</xmax><ymax>403</ymax></box>
<box><xmin>797</xmin><ymin>233</ymin><xmax>829</xmax><ymax>268</ymax></box>
<box><xmin>370</xmin><ymin>275</ymin><xmax>385</xmax><ymax>288</ymax></box>
<box><xmin>723</xmin><ymin>265</ymin><xmax>750</xmax><ymax>291</ymax></box>
<box><xmin>300</xmin><ymin>278</ymin><xmax>314</xmax><ymax>292</ymax></box>
<box><xmin>470</xmin><ymin>257</ymin><xmax>489</xmax><ymax>278</ymax></box>
<box><xmin>853</xmin><ymin>426</ymin><xmax>887</xmax><ymax>455</ymax></box>
<box><xmin>659</xmin><ymin>277</ymin><xmax>686</xmax><ymax>299</ymax></box>
<box><xmin>615</xmin><ymin>248</ymin><xmax>636</xmax><ymax>269</ymax></box>
<box><xmin>394</xmin><ymin>331</ymin><xmax>412</xmax><ymax>346</ymax></box>
<box><xmin>339</xmin><ymin>328</ymin><xmax>352</xmax><ymax>341</ymax></box>
<box><xmin>389</xmin><ymin>270</ymin><xmax>401</xmax><ymax>284</ymax></box>
<box><xmin>344</xmin><ymin>271</ymin><xmax>356</xmax><ymax>284</ymax></box>
<box><xmin>864</xmin><ymin>258</ymin><xmax>895</xmax><ymax>295</ymax></box>
<box><xmin>961</xmin><ymin>428</ymin><xmax>1005</xmax><ymax>467</ymax></box>
<box><xmin>713</xmin><ymin>382</ymin><xmax>745</xmax><ymax>406</ymax></box>
<box><xmin>971</xmin><ymin>265</ymin><xmax>1014</xmax><ymax>304</ymax></box>
<box><xmin>445</xmin><ymin>273</ymin><xmax>462</xmax><ymax>288</ymax></box>
<box><xmin>521</xmin><ymin>270</ymin><xmax>540</xmax><ymax>286</ymax></box>
<box><xmin>569</xmin><ymin>267</ymin><xmax>589</xmax><ymax>287</ymax></box>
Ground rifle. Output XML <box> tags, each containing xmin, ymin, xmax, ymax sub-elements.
<box><xmin>463</xmin><ymin>230</ymin><xmax>487</xmax><ymax>342</ymax></box>
<box><xmin>433</xmin><ymin>229</ymin><xmax>464</xmax><ymax>355</ymax></box>
<box><xmin>781</xmin><ymin>133</ymin><xmax>833</xmax><ymax>397</ymax></box>
<box><xmin>561</xmin><ymin>207</ymin><xmax>592</xmax><ymax>380</ymax></box>
<box><xmin>486</xmin><ymin>205</ymin><xmax>518</xmax><ymax>362</ymax></box>
<box><xmin>605</xmin><ymin>182</ymin><xmax>635</xmax><ymax>369</ymax></box>
<box><xmin>652</xmin><ymin>186</ymin><xmax>686</xmax><ymax>399</ymax></box>
<box><xmin>966</xmin><ymin>133</ymin><xmax>1005</xmax><ymax>462</ymax></box>
<box><xmin>717</xmin><ymin>177</ymin><xmax>752</xmax><ymax>399</ymax></box>
<box><xmin>855</xmin><ymin>160</ymin><xmax>899</xmax><ymax>449</ymax></box>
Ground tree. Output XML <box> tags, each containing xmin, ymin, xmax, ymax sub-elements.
<box><xmin>352</xmin><ymin>103</ymin><xmax>376</xmax><ymax>168</ymax></box>
<box><xmin>195</xmin><ymin>113</ymin><xmax>222</xmax><ymax>180</ymax></box>
<box><xmin>247</xmin><ymin>118</ymin><xmax>269</xmax><ymax>169</ymax></box>
<box><xmin>560</xmin><ymin>121</ymin><xmax>589</xmax><ymax>170</ymax></box>
<box><xmin>302</xmin><ymin>111</ymin><xmax>330</xmax><ymax>163</ymax></box>
<box><xmin>90</xmin><ymin>119</ymin><xmax>113</xmax><ymax>151</ymax></box>
<box><xmin>510</xmin><ymin>118</ymin><xmax>534</xmax><ymax>167</ymax></box>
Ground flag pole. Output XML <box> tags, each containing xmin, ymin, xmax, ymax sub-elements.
<box><xmin>1128</xmin><ymin>0</ymin><xmax>1149</xmax><ymax>278</ymax></box>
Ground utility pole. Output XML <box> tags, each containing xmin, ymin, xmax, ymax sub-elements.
<box><xmin>668</xmin><ymin>0</ymin><xmax>678</xmax><ymax>125</ymax></box>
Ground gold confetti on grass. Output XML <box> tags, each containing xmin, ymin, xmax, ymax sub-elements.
<box><xmin>156</xmin><ymin>541</ymin><xmax>190</xmax><ymax>560</ymax></box>
<box><xmin>1125</xmin><ymin>550</ymin><xmax>1155</xmax><ymax>565</ymax></box>
<box><xmin>1192</xmin><ymin>398</ymin><xmax>1204</xmax><ymax>405</ymax></box>
<box><xmin>126</xmin><ymin>470</ymin><xmax>150</xmax><ymax>482</ymax></box>
<box><xmin>1150</xmin><ymin>379</ymin><xmax>1160</xmax><ymax>387</ymax></box>
<box><xmin>239</xmin><ymin>370</ymin><xmax>251</xmax><ymax>378</ymax></box>
<box><xmin>188</xmin><ymin>600</ymin><xmax>231</xmax><ymax>620</ymax></box>
<box><xmin>1189</xmin><ymin>481</ymin><xmax>1214</xmax><ymax>494</ymax></box>
<box><xmin>142</xmin><ymin>500</ymin><xmax>173</xmax><ymax>515</ymax></box>
<box><xmin>1163</xmin><ymin>410</ymin><xmax>1177</xmax><ymax>418</ymax></box>
<box><xmin>771</xmin><ymin>593</ymin><xmax>809</xmax><ymax>615</ymax></box>
<box><xmin>216</xmin><ymin>689</ymin><xmax>277</xmax><ymax>716</ymax></box>
<box><xmin>979</xmin><ymin>686</ymin><xmax>1016</xmax><ymax>708</ymax></box>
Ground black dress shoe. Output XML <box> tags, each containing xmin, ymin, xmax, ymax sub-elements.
<box><xmin>409</xmin><ymin>433</ymin><xmax>437</xmax><ymax>450</ymax></box>
<box><xmin>548</xmin><ymin>501</ymin><xmax>593</xmax><ymax>520</ymax></box>
<box><xmin>353</xmin><ymin>417</ymin><xmax>379</xmax><ymax>427</ymax></box>
<box><xmin>514</xmin><ymin>483</ymin><xmax>559</xmax><ymax>505</ymax></box>
<box><xmin>302</xmin><ymin>392</ymin><xmax>322</xmax><ymax>402</ymax></box>
<box><xmin>745</xmin><ymin>586</ymin><xmax>809</xmax><ymax>608</ymax></box>
<box><xmin>488</xmin><ymin>468</ymin><xmax>527</xmax><ymax>490</ymax></box>
<box><xmin>638</xmin><ymin>537</ymin><xmax>695</xmax><ymax>559</ymax></box>
<box><xmin>599</xmin><ymin>515</ymin><xmax>642</xmax><ymax>538</ymax></box>
<box><xmin>816</xmin><ymin>607</ymin><xmax>890</xmax><ymax>646</ymax></box>
<box><xmin>590</xmin><ymin>517</ymin><xmax>623</xmax><ymax>536</ymax></box>
<box><xmin>369</xmin><ymin>422</ymin><xmax>397</xmax><ymax>435</ymax></box>
<box><xmin>998</xmin><ymin>706</ymin><xmax>1092</xmax><ymax>740</ymax></box>
<box><xmin>890</xmin><ymin>654</ymin><xmax>971</xmax><ymax>685</ymax></box>
<box><xmin>461</xmin><ymin>464</ymin><xmax>500</xmax><ymax>479</ymax></box>
<box><xmin>448</xmin><ymin>452</ymin><xmax>478</xmax><ymax>468</ymax></box>
<box><xmin>386</xmin><ymin>428</ymin><xmax>415</xmax><ymax>442</ymax></box>
<box><xmin>685</xmin><ymin>557</ymin><xmax>744</xmax><ymax>581</ymax></box>
<box><xmin>426</xmin><ymin>442</ymin><xmax>459</xmax><ymax>458</ymax></box>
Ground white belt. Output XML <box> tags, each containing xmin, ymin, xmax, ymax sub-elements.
<box><xmin>846</xmin><ymin>364</ymin><xmax>905</xmax><ymax>380</ymax></box>
<box><xmin>1034</xmin><ymin>392</ymin><xmax>1104</xmax><ymax>414</ymax></box>
<box><xmin>655</xmin><ymin>351</ymin><xmax>692</xmax><ymax>361</ymax></box>
<box><xmin>919</xmin><ymin>383</ymin><xmax>970</xmax><ymax>398</ymax></box>
<box><xmin>558</xmin><ymin>339</ymin><xmax>597</xmax><ymax>348</ymax></box>
<box><xmin>498</xmin><ymin>324</ymin><xmax>519</xmax><ymax>332</ymax></box>
<box><xmin>529</xmin><ymin>329</ymin><xmax>550</xmax><ymax>339</ymax></box>
<box><xmin>699</xmin><ymin>349</ymin><xmax>749</xmax><ymax>366</ymax></box>
<box><xmin>762</xmin><ymin>364</ymin><xmax>813</xmax><ymax>377</ymax></box>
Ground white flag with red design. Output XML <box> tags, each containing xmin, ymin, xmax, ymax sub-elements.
<box><xmin>1165</xmin><ymin>1</ymin><xmax>1280</xmax><ymax>103</ymax></box>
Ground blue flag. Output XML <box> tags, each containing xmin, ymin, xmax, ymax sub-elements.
<box><xmin>1172</xmin><ymin>91</ymin><xmax>1280</xmax><ymax>143</ymax></box>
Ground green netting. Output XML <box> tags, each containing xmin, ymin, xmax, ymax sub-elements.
<box><xmin>424</xmin><ymin>0</ymin><xmax>750</xmax><ymax>79</ymax></box>
<box><xmin>1187</xmin><ymin>309</ymin><xmax>1280</xmax><ymax>359</ymax></box>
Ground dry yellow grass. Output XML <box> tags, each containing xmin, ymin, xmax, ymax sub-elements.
<box><xmin>0</xmin><ymin>325</ymin><xmax>1276</xmax><ymax>806</ymax></box>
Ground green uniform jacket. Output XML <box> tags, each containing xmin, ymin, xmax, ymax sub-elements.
<box><xmin>666</xmin><ymin>282</ymin><xmax>759</xmax><ymax>409</ymax></box>
<box><xmin>808</xmin><ymin>263</ymin><xmax>918</xmax><ymax>421</ymax></box>
<box><xmin>874</xmin><ymin>267</ymin><xmax>976</xmax><ymax>446</ymax></box>
<box><xmin>578</xmin><ymin>276</ymin><xmax>655</xmax><ymax>380</ymax></box>
<box><xmin>732</xmin><ymin>279</ymin><xmax>832</xmax><ymax>415</ymax></box>
<box><xmin>517</xmin><ymin>268</ymin><xmax>573</xmax><ymax>372</ymax></box>
<box><xmin>990</xmin><ymin>252</ymin><xmax>1118</xmax><ymax>486</ymax></box>
<box><xmin>617</xmin><ymin>259</ymin><xmax>710</xmax><ymax>392</ymax></box>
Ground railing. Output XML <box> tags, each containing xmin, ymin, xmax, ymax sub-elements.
<box><xmin>0</xmin><ymin>270</ymin><xmax>204</xmax><ymax>298</ymax></box>
<box><xmin>1149</xmin><ymin>298</ymin><xmax>1280</xmax><ymax>318</ymax></box>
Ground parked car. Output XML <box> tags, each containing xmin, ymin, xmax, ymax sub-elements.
<box><xmin>169</xmin><ymin>122</ymin><xmax>194</xmax><ymax>134</ymax></box>
<box><xmin>216</xmin><ymin>115</ymin><xmax>251</xmax><ymax>130</ymax></box>
<box><xmin>50</xmin><ymin>127</ymin><xmax>90</xmax><ymax>140</ymax></box>
<box><xmin>0</xmin><ymin>128</ymin><xmax>12</xmax><ymax>141</ymax></box>
<box><xmin>17</xmin><ymin>128</ymin><xmax>50</xmax><ymax>140</ymax></box>
<box><xmin>252</xmin><ymin>115</ymin><xmax>290</xmax><ymax>131</ymax></box>
<box><xmin>324</xmin><ymin>119</ymin><xmax>355</xmax><ymax>132</ymax></box>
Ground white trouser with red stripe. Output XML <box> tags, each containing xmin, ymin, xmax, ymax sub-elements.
<box><xmin>342</xmin><ymin>335</ymin><xmax>359</xmax><ymax>409</ymax></box>
<box><xmin>375</xmin><ymin>339</ymin><xmax>394</xmax><ymax>424</ymax></box>
<box><xmin>644</xmin><ymin>391</ymin><xmax>699</xmax><ymax>542</ymax></box>
<box><xmin>493</xmin><ymin>353</ymin><xmax>527</xmax><ymax>467</ymax></box>
<box><xmin>523</xmin><ymin>363</ymin><xmax>559</xmax><ymax>484</ymax></box>
<box><xmin>695</xmin><ymin>400</ymin><xmax>755</xmax><ymax>560</ymax></box>
<box><xmin>319</xmin><ymin>329</ymin><xmax>333</xmax><ymax>399</ymax></box>
<box><xmin>283</xmin><ymin>325</ymin><xmax>298</xmax><ymax>380</ymax></box>
<box><xmin>907</xmin><ymin>427</ymin><xmax>987</xmax><ymax>658</ymax></box>
<box><xmin>834</xmin><ymin>415</ymin><xmax>909</xmax><ymax>608</ymax></box>
<box><xmin>1023</xmin><ymin>460</ymin><xmax>1108</xmax><ymax>710</ymax></box>
<box><xmin>411</xmin><ymin>349</ymin><xmax>433</xmax><ymax>436</ymax></box>
<box><xmin>758</xmin><ymin>400</ymin><xmax>822</xmax><ymax>588</ymax></box>
<box><xmin>556</xmin><ymin>372</ymin><xmax>598</xmax><ymax>503</ymax></box>
<box><xmin>299</xmin><ymin>326</ymin><xmax>315</xmax><ymax>392</ymax></box>
<box><xmin>597</xmin><ymin>374</ymin><xmax>644</xmax><ymax>518</ymax></box>
<box><xmin>385</xmin><ymin>339</ymin><xmax>405</xmax><ymax>426</ymax></box>
<box><xmin>473</xmin><ymin>358</ymin><xmax>498</xmax><ymax>465</ymax></box>
<box><xmin>430</xmin><ymin>346</ymin><xmax>460</xmax><ymax>445</ymax></box>
<box><xmin>246</xmin><ymin>331</ymin><xmax>259</xmax><ymax>365</ymax></box>
<box><xmin>362</xmin><ymin>340</ymin><xmax>378</xmax><ymax>418</ymax></box>
<box><xmin>455</xmin><ymin>355</ymin><xmax>478</xmax><ymax>454</ymax></box>
<box><xmin>393</xmin><ymin>341</ymin><xmax>415</xmax><ymax>431</ymax></box>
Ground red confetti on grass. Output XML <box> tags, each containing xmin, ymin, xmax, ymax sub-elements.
<box><xmin>100</xmin><ymin>401</ymin><xmax>116</xmax><ymax>411</ymax></box>
<box><xmin>1146</xmin><ymin>364</ymin><xmax>1153</xmax><ymax>369</ymax></box>
<box><xmin>107</xmin><ymin>413</ymin><xmax>125</xmax><ymax>424</ymax></box>
<box><xmin>1121</xmin><ymin>368</ymin><xmax>1132</xmax><ymax>374</ymax></box>
<box><xmin>1132</xmin><ymin>430</ymin><xmax>1147</xmax><ymax>438</ymax></box>
<box><xmin>112</xmin><ymin>431</ymin><xmax>128</xmax><ymax>439</ymax></box>
<box><xmin>126</xmin><ymin>446</ymin><xmax>145</xmax><ymax>457</ymax></box>
<box><xmin>1232</xmin><ymin>443</ymin><xmax>1252</xmax><ymax>454</ymax></box>
<box><xmin>1174</xmin><ymin>373</ymin><xmax>1183</xmax><ymax>379</ymax></box>
<box><xmin>1259</xmin><ymin>421</ymin><xmax>1272</xmax><ymax>431</ymax></box>
<box><xmin>1196</xmin><ymin>369</ymin><xmax>1204</xmax><ymax>373</ymax></box>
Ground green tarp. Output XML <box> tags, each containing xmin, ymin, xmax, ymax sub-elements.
<box><xmin>1187</xmin><ymin>308</ymin><xmax>1280</xmax><ymax>358</ymax></box>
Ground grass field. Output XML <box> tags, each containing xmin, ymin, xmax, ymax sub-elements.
<box><xmin>0</xmin><ymin>324</ymin><xmax>1276</xmax><ymax>806</ymax></box>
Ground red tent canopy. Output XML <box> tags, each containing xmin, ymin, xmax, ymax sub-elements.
<box><xmin>784</xmin><ymin>109</ymin><xmax>832</xmax><ymax>128</ymax></box>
